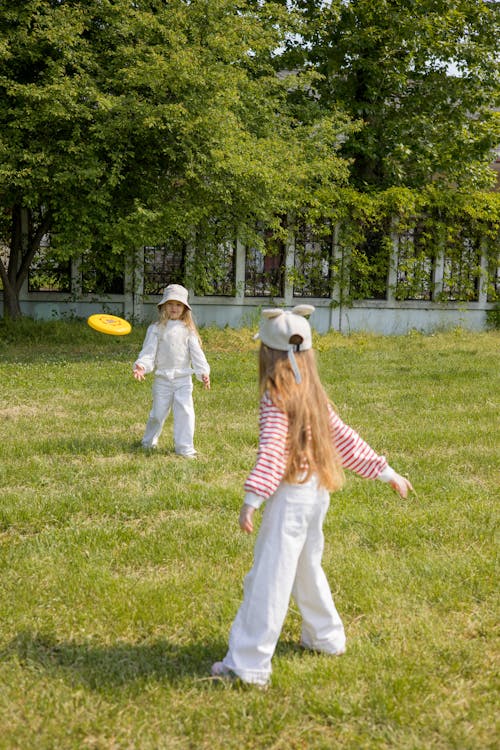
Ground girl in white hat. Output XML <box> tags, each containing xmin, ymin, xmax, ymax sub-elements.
<box><xmin>212</xmin><ymin>305</ymin><xmax>412</xmax><ymax>686</ymax></box>
<box><xmin>133</xmin><ymin>284</ymin><xmax>210</xmax><ymax>457</ymax></box>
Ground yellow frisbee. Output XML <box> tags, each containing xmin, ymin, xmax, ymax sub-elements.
<box><xmin>87</xmin><ymin>313</ymin><xmax>132</xmax><ymax>336</ymax></box>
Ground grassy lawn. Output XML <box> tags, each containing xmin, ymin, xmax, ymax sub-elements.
<box><xmin>0</xmin><ymin>319</ymin><xmax>498</xmax><ymax>750</ymax></box>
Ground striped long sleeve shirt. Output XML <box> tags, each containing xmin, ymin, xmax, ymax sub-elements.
<box><xmin>244</xmin><ymin>392</ymin><xmax>395</xmax><ymax>508</ymax></box>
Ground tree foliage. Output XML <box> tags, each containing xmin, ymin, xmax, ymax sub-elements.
<box><xmin>1</xmin><ymin>0</ymin><xmax>499</xmax><ymax>319</ymax></box>
<box><xmin>0</xmin><ymin>0</ymin><xmax>350</xmax><ymax>317</ymax></box>
<box><xmin>281</xmin><ymin>0</ymin><xmax>500</xmax><ymax>190</ymax></box>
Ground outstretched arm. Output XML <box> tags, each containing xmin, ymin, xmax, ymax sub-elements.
<box><xmin>330</xmin><ymin>407</ymin><xmax>413</xmax><ymax>496</ymax></box>
<box><xmin>387</xmin><ymin>471</ymin><xmax>413</xmax><ymax>498</ymax></box>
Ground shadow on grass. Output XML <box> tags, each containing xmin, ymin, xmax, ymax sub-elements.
<box><xmin>30</xmin><ymin>435</ymin><xmax>172</xmax><ymax>457</ymax></box>
<box><xmin>3</xmin><ymin>631</ymin><xmax>227</xmax><ymax>690</ymax></box>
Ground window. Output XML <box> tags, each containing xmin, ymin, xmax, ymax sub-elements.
<box><xmin>28</xmin><ymin>250</ymin><xmax>71</xmax><ymax>293</ymax></box>
<box><xmin>193</xmin><ymin>241</ymin><xmax>236</xmax><ymax>296</ymax></box>
<box><xmin>348</xmin><ymin>229</ymin><xmax>390</xmax><ymax>301</ymax></box>
<box><xmin>245</xmin><ymin>229</ymin><xmax>285</xmax><ymax>297</ymax></box>
<box><xmin>81</xmin><ymin>247</ymin><xmax>124</xmax><ymax>295</ymax></box>
<box><xmin>143</xmin><ymin>239</ymin><xmax>186</xmax><ymax>295</ymax></box>
<box><xmin>293</xmin><ymin>225</ymin><xmax>333</xmax><ymax>298</ymax></box>
<box><xmin>396</xmin><ymin>224</ymin><xmax>434</xmax><ymax>301</ymax></box>
<box><xmin>441</xmin><ymin>235</ymin><xmax>481</xmax><ymax>302</ymax></box>
<box><xmin>487</xmin><ymin>246</ymin><xmax>500</xmax><ymax>303</ymax></box>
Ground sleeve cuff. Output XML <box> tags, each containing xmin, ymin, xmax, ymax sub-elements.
<box><xmin>243</xmin><ymin>492</ymin><xmax>266</xmax><ymax>509</ymax></box>
<box><xmin>377</xmin><ymin>465</ymin><xmax>396</xmax><ymax>483</ymax></box>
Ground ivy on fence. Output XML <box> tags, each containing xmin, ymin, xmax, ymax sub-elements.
<box><xmin>18</xmin><ymin>188</ymin><xmax>500</xmax><ymax>306</ymax></box>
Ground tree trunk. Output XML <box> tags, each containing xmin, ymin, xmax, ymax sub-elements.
<box><xmin>0</xmin><ymin>204</ymin><xmax>51</xmax><ymax>320</ymax></box>
<box><xmin>1</xmin><ymin>277</ymin><xmax>23</xmax><ymax>319</ymax></box>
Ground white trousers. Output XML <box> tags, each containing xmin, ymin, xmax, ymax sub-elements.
<box><xmin>222</xmin><ymin>478</ymin><xmax>345</xmax><ymax>685</ymax></box>
<box><xmin>142</xmin><ymin>375</ymin><xmax>196</xmax><ymax>456</ymax></box>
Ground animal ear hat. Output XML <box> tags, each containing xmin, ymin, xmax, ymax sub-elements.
<box><xmin>255</xmin><ymin>305</ymin><xmax>315</xmax><ymax>383</ymax></box>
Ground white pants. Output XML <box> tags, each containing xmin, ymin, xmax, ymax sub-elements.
<box><xmin>222</xmin><ymin>478</ymin><xmax>345</xmax><ymax>685</ymax></box>
<box><xmin>142</xmin><ymin>375</ymin><xmax>196</xmax><ymax>456</ymax></box>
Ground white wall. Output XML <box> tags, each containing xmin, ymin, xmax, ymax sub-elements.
<box><xmin>3</xmin><ymin>295</ymin><xmax>491</xmax><ymax>335</ymax></box>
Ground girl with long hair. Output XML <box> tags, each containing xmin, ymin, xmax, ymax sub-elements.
<box><xmin>212</xmin><ymin>305</ymin><xmax>412</xmax><ymax>686</ymax></box>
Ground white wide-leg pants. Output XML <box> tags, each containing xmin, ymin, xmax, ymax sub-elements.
<box><xmin>222</xmin><ymin>478</ymin><xmax>345</xmax><ymax>685</ymax></box>
<box><xmin>142</xmin><ymin>375</ymin><xmax>196</xmax><ymax>456</ymax></box>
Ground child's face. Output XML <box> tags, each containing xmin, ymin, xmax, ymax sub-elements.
<box><xmin>164</xmin><ymin>300</ymin><xmax>185</xmax><ymax>320</ymax></box>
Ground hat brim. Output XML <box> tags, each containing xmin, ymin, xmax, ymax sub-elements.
<box><xmin>157</xmin><ymin>297</ymin><xmax>191</xmax><ymax>310</ymax></box>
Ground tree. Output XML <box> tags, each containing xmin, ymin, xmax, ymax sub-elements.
<box><xmin>280</xmin><ymin>0</ymin><xmax>500</xmax><ymax>191</ymax></box>
<box><xmin>0</xmin><ymin>0</ymin><xmax>350</xmax><ymax>318</ymax></box>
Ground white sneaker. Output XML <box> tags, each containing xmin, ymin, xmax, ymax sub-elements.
<box><xmin>300</xmin><ymin>640</ymin><xmax>345</xmax><ymax>656</ymax></box>
<box><xmin>211</xmin><ymin>662</ymin><xmax>269</xmax><ymax>689</ymax></box>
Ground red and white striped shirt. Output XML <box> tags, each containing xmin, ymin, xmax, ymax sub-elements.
<box><xmin>244</xmin><ymin>392</ymin><xmax>392</xmax><ymax>507</ymax></box>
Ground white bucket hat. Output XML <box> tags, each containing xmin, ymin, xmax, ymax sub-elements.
<box><xmin>157</xmin><ymin>284</ymin><xmax>191</xmax><ymax>310</ymax></box>
<box><xmin>256</xmin><ymin>304</ymin><xmax>315</xmax><ymax>383</ymax></box>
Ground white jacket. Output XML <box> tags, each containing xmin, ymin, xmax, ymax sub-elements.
<box><xmin>135</xmin><ymin>320</ymin><xmax>210</xmax><ymax>381</ymax></box>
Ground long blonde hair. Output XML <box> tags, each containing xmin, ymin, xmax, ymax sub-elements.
<box><xmin>259</xmin><ymin>343</ymin><xmax>344</xmax><ymax>491</ymax></box>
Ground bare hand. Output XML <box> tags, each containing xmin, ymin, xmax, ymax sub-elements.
<box><xmin>133</xmin><ymin>365</ymin><xmax>146</xmax><ymax>382</ymax></box>
<box><xmin>239</xmin><ymin>504</ymin><xmax>255</xmax><ymax>533</ymax></box>
<box><xmin>389</xmin><ymin>472</ymin><xmax>414</xmax><ymax>498</ymax></box>
<box><xmin>202</xmin><ymin>374</ymin><xmax>211</xmax><ymax>390</ymax></box>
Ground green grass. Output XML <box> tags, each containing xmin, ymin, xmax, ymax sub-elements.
<box><xmin>0</xmin><ymin>320</ymin><xmax>498</xmax><ymax>749</ymax></box>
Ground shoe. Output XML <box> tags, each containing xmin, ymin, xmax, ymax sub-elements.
<box><xmin>211</xmin><ymin>662</ymin><xmax>269</xmax><ymax>689</ymax></box>
<box><xmin>211</xmin><ymin>661</ymin><xmax>235</xmax><ymax>680</ymax></box>
<box><xmin>300</xmin><ymin>640</ymin><xmax>345</xmax><ymax>656</ymax></box>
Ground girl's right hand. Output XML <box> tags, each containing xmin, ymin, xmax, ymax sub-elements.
<box><xmin>133</xmin><ymin>365</ymin><xmax>146</xmax><ymax>381</ymax></box>
<box><xmin>239</xmin><ymin>504</ymin><xmax>255</xmax><ymax>533</ymax></box>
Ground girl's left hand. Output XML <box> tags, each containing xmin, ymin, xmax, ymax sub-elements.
<box><xmin>202</xmin><ymin>374</ymin><xmax>211</xmax><ymax>390</ymax></box>
<box><xmin>239</xmin><ymin>504</ymin><xmax>255</xmax><ymax>533</ymax></box>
